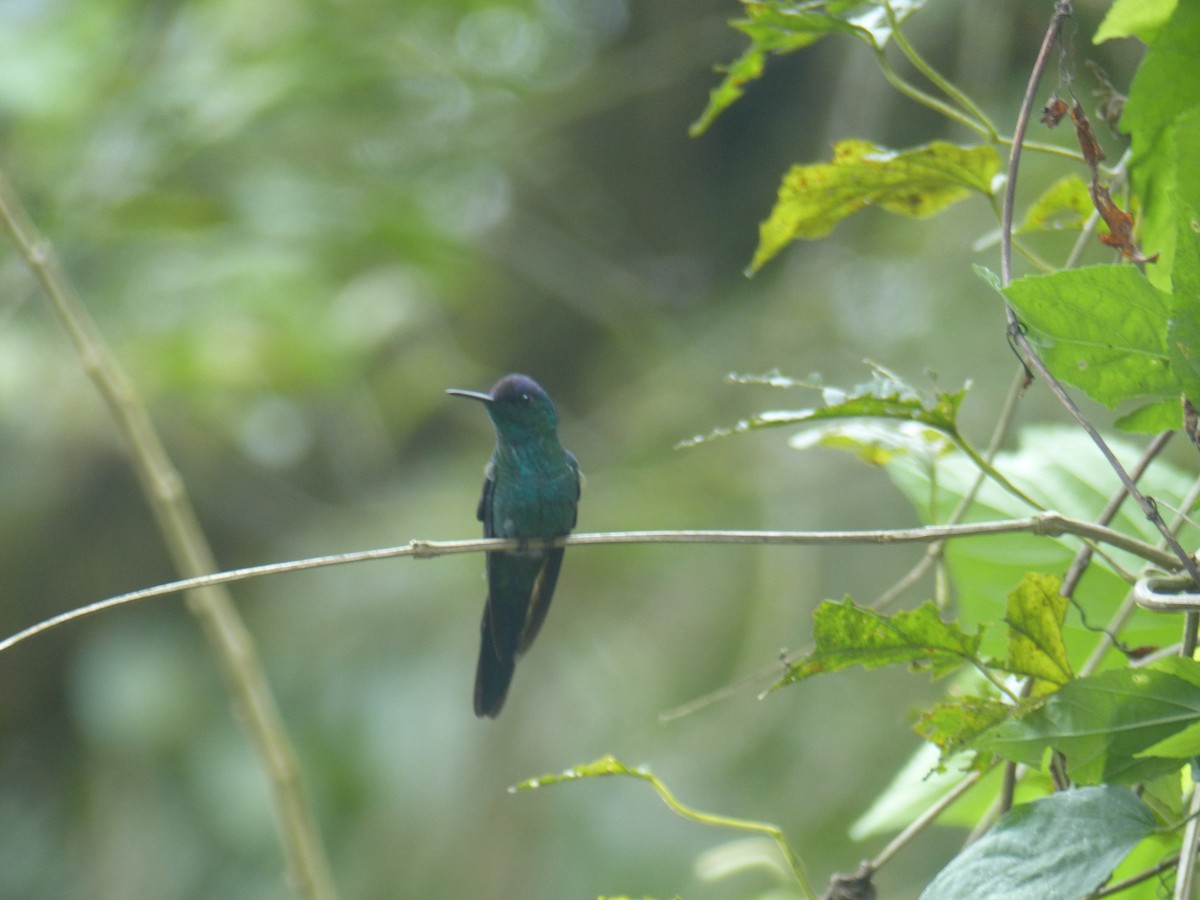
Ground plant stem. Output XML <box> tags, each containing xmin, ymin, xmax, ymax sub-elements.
<box><xmin>1000</xmin><ymin>1</ymin><xmax>1072</xmax><ymax>286</ymax></box>
<box><xmin>1176</xmin><ymin>778</ymin><xmax>1200</xmax><ymax>900</ymax></box>
<box><xmin>1003</xmin><ymin>138</ymin><xmax>1083</xmax><ymax>162</ymax></box>
<box><xmin>1070</xmin><ymin>432</ymin><xmax>1173</xmax><ymax>675</ymax></box>
<box><xmin>1064</xmin><ymin>430</ymin><xmax>1173</xmax><ymax>599</ymax></box>
<box><xmin>948</xmin><ymin>433</ymin><xmax>1041</xmax><ymax>510</ymax></box>
<box><xmin>1088</xmin><ymin>853</ymin><xmax>1180</xmax><ymax>898</ymax></box>
<box><xmin>872</xmin><ymin>45</ymin><xmax>993</xmax><ymax>140</ymax></box>
<box><xmin>884</xmin><ymin>2</ymin><xmax>999</xmax><ymax>141</ymax></box>
<box><xmin>631</xmin><ymin>763</ymin><xmax>815</xmax><ymax>898</ymax></box>
<box><xmin>875</xmin><ymin>365</ymin><xmax>1029</xmax><ymax>610</ymax></box>
<box><xmin>0</xmin><ymin>170</ymin><xmax>338</xmax><ymax>900</ymax></box>
<box><xmin>871</xmin><ymin>767</ymin><xmax>985</xmax><ymax>870</ymax></box>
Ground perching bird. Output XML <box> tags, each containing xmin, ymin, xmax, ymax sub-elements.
<box><xmin>447</xmin><ymin>374</ymin><xmax>580</xmax><ymax>717</ymax></box>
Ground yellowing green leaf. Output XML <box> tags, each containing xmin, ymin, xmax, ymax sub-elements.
<box><xmin>1018</xmin><ymin>175</ymin><xmax>1092</xmax><ymax>233</ymax></box>
<box><xmin>779</xmin><ymin>598</ymin><xmax>985</xmax><ymax>687</ymax></box>
<box><xmin>916</xmin><ymin>697</ymin><xmax>1013</xmax><ymax>757</ymax></box>
<box><xmin>691</xmin><ymin>0</ymin><xmax>929</xmax><ymax>136</ymax></box>
<box><xmin>512</xmin><ymin>754</ymin><xmax>638</xmax><ymax>791</ymax></box>
<box><xmin>679</xmin><ymin>368</ymin><xmax>966</xmax><ymax>450</ymax></box>
<box><xmin>748</xmin><ymin>140</ymin><xmax>1000</xmax><ymax>273</ymax></box>
<box><xmin>1003</xmin><ymin>573</ymin><xmax>1072</xmax><ymax>693</ymax></box>
<box><xmin>1094</xmin><ymin>0</ymin><xmax>1178</xmax><ymax>44</ymax></box>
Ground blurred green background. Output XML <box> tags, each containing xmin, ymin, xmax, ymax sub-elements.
<box><xmin>0</xmin><ymin>1</ymin><xmax>1154</xmax><ymax>898</ymax></box>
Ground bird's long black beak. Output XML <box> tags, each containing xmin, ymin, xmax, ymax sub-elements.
<box><xmin>446</xmin><ymin>388</ymin><xmax>493</xmax><ymax>403</ymax></box>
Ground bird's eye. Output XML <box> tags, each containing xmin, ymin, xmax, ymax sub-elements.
<box><xmin>520</xmin><ymin>393</ymin><xmax>531</xmax><ymax>404</ymax></box>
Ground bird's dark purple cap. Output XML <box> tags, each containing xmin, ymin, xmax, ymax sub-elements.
<box><xmin>446</xmin><ymin>374</ymin><xmax>548</xmax><ymax>404</ymax></box>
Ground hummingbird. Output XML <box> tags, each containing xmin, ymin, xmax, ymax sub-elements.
<box><xmin>447</xmin><ymin>374</ymin><xmax>580</xmax><ymax>718</ymax></box>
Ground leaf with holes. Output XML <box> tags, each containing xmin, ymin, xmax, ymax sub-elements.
<box><xmin>779</xmin><ymin>598</ymin><xmax>985</xmax><ymax>687</ymax></box>
<box><xmin>748</xmin><ymin>140</ymin><xmax>1000</xmax><ymax>272</ymax></box>
<box><xmin>1002</xmin><ymin>573</ymin><xmax>1072</xmax><ymax>693</ymax></box>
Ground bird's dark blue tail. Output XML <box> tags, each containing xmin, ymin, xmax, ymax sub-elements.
<box><xmin>474</xmin><ymin>601</ymin><xmax>516</xmax><ymax>717</ymax></box>
<box><xmin>473</xmin><ymin>549</ymin><xmax>564</xmax><ymax>717</ymax></box>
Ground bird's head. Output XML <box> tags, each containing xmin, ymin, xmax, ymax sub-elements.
<box><xmin>447</xmin><ymin>373</ymin><xmax>559</xmax><ymax>440</ymax></box>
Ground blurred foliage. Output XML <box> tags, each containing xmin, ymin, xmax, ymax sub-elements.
<box><xmin>0</xmin><ymin>0</ymin><xmax>1162</xmax><ymax>899</ymax></box>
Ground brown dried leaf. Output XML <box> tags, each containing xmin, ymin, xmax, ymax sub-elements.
<box><xmin>1041</xmin><ymin>94</ymin><xmax>1069</xmax><ymax>128</ymax></box>
<box><xmin>1071</xmin><ymin>100</ymin><xmax>1107</xmax><ymax>171</ymax></box>
<box><xmin>1091</xmin><ymin>181</ymin><xmax>1159</xmax><ymax>263</ymax></box>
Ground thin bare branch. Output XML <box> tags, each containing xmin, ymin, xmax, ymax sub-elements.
<box><xmin>870</xmin><ymin>768</ymin><xmax>986</xmax><ymax>871</ymax></box>
<box><xmin>1000</xmin><ymin>1</ymin><xmax>1073</xmax><ymax>286</ymax></box>
<box><xmin>1088</xmin><ymin>853</ymin><xmax>1179</xmax><ymax>899</ymax></box>
<box><xmin>1063</xmin><ymin>430</ymin><xmax>1174</xmax><ymax>598</ymax></box>
<box><xmin>0</xmin><ymin>515</ymin><xmax>1180</xmax><ymax>656</ymax></box>
<box><xmin>1178</xmin><ymin>786</ymin><xmax>1200</xmax><ymax>900</ymax></box>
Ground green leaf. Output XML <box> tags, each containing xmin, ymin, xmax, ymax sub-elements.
<box><xmin>679</xmin><ymin>367</ymin><xmax>966</xmax><ymax>451</ymax></box>
<box><xmin>690</xmin><ymin>0</ymin><xmax>928</xmax><ymax>136</ymax></box>
<box><xmin>693</xmin><ymin>838</ymin><xmax>792</xmax><ymax>887</ymax></box>
<box><xmin>779</xmin><ymin>598</ymin><xmax>984</xmax><ymax>686</ymax></box>
<box><xmin>1140</xmin><ymin>719</ymin><xmax>1200</xmax><ymax>759</ymax></box>
<box><xmin>1002</xmin><ymin>573</ymin><xmax>1072</xmax><ymax>693</ymax></box>
<box><xmin>1114</xmin><ymin>398</ymin><xmax>1180</xmax><ymax>433</ymax></box>
<box><xmin>747</xmin><ymin>140</ymin><xmax>1001</xmax><ymax>273</ymax></box>
<box><xmin>1003</xmin><ymin>265</ymin><xmax>1174</xmax><ymax>408</ymax></box>
<box><xmin>1136</xmin><ymin>657</ymin><xmax>1200</xmax><ymax>758</ymax></box>
<box><xmin>1156</xmin><ymin>655</ymin><xmax>1200</xmax><ymax>689</ymax></box>
<box><xmin>1167</xmin><ymin>205</ymin><xmax>1200</xmax><ymax>407</ymax></box>
<box><xmin>1017</xmin><ymin>175</ymin><xmax>1093</xmax><ymax>233</ymax></box>
<box><xmin>1123</xmin><ymin>2</ymin><xmax>1200</xmax><ymax>173</ymax></box>
<box><xmin>974</xmin><ymin>663</ymin><xmax>1200</xmax><ymax>785</ymax></box>
<box><xmin>919</xmin><ymin>786</ymin><xmax>1157</xmax><ymax>900</ymax></box>
<box><xmin>512</xmin><ymin>754</ymin><xmax>639</xmax><ymax>790</ymax></box>
<box><xmin>790</xmin><ymin>418</ymin><xmax>953</xmax><ymax>466</ymax></box>
<box><xmin>916</xmin><ymin>696</ymin><xmax>1013</xmax><ymax>757</ymax></box>
<box><xmin>1094</xmin><ymin>0</ymin><xmax>1178</xmax><ymax>44</ymax></box>
<box><xmin>689</xmin><ymin>14</ymin><xmax>850</xmax><ymax>139</ymax></box>
<box><xmin>1122</xmin><ymin>1</ymin><xmax>1200</xmax><ymax>287</ymax></box>
<box><xmin>972</xmin><ymin>263</ymin><xmax>1001</xmax><ymax>292</ymax></box>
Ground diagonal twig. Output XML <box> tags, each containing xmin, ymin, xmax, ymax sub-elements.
<box><xmin>0</xmin><ymin>169</ymin><xmax>338</xmax><ymax>900</ymax></box>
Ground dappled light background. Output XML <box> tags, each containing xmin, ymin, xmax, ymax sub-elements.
<box><xmin>0</xmin><ymin>1</ymin><xmax>1150</xmax><ymax>898</ymax></box>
